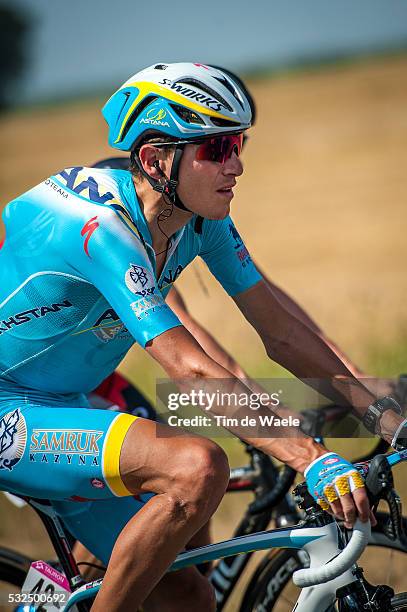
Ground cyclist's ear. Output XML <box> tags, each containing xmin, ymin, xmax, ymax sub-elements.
<box><xmin>138</xmin><ymin>144</ymin><xmax>164</xmax><ymax>180</ymax></box>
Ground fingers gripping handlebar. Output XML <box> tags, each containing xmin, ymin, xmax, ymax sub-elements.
<box><xmin>293</xmin><ymin>452</ymin><xmax>405</xmax><ymax>587</ymax></box>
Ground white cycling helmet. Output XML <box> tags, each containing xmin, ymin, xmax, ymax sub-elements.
<box><xmin>102</xmin><ymin>62</ymin><xmax>253</xmax><ymax>212</ymax></box>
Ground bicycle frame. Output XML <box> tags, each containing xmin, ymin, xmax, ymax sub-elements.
<box><xmin>62</xmin><ymin>520</ymin><xmax>355</xmax><ymax>612</ymax></box>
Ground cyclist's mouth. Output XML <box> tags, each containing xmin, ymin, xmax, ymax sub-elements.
<box><xmin>217</xmin><ymin>187</ymin><xmax>235</xmax><ymax>199</ymax></box>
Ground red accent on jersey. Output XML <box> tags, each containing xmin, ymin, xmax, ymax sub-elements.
<box><xmin>70</xmin><ymin>495</ymin><xmax>94</xmax><ymax>502</ymax></box>
<box><xmin>81</xmin><ymin>216</ymin><xmax>99</xmax><ymax>257</ymax></box>
<box><xmin>93</xmin><ymin>371</ymin><xmax>128</xmax><ymax>409</ymax></box>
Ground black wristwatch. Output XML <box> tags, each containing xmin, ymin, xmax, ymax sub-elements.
<box><xmin>362</xmin><ymin>396</ymin><xmax>402</xmax><ymax>435</ymax></box>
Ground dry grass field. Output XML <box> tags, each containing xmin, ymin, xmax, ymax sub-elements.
<box><xmin>2</xmin><ymin>55</ymin><xmax>406</xmax><ymax>376</ymax></box>
<box><xmin>0</xmin><ymin>55</ymin><xmax>407</xmax><ymax>607</ymax></box>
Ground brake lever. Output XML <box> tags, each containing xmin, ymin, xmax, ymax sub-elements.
<box><xmin>359</xmin><ymin>454</ymin><xmax>394</xmax><ymax>505</ymax></box>
<box><xmin>384</xmin><ymin>487</ymin><xmax>407</xmax><ymax>545</ymax></box>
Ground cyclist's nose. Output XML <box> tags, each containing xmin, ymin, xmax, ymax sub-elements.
<box><xmin>223</xmin><ymin>151</ymin><xmax>243</xmax><ymax>177</ymax></box>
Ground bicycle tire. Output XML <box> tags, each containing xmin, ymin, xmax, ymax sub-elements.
<box><xmin>0</xmin><ymin>547</ymin><xmax>31</xmax><ymax>587</ymax></box>
<box><xmin>239</xmin><ymin>513</ymin><xmax>407</xmax><ymax>612</ymax></box>
<box><xmin>391</xmin><ymin>593</ymin><xmax>407</xmax><ymax>611</ymax></box>
<box><xmin>0</xmin><ymin>547</ymin><xmax>32</xmax><ymax>612</ymax></box>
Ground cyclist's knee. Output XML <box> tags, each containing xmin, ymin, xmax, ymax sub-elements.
<box><xmin>174</xmin><ymin>439</ymin><xmax>229</xmax><ymax>516</ymax></box>
<box><xmin>152</xmin><ymin>439</ymin><xmax>229</xmax><ymax>525</ymax></box>
<box><xmin>120</xmin><ymin>422</ymin><xmax>229</xmax><ymax>519</ymax></box>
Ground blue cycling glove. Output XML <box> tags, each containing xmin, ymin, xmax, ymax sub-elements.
<box><xmin>304</xmin><ymin>452</ymin><xmax>365</xmax><ymax>510</ymax></box>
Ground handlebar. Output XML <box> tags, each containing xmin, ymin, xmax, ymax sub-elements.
<box><xmin>243</xmin><ymin>372</ymin><xmax>407</xmax><ymax>516</ymax></box>
<box><xmin>293</xmin><ymin>450</ymin><xmax>406</xmax><ymax>587</ymax></box>
<box><xmin>292</xmin><ymin>518</ymin><xmax>371</xmax><ymax>587</ymax></box>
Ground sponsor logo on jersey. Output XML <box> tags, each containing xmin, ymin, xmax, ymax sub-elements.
<box><xmin>158</xmin><ymin>264</ymin><xmax>184</xmax><ymax>290</ymax></box>
<box><xmin>140</xmin><ymin>107</ymin><xmax>170</xmax><ymax>128</ymax></box>
<box><xmin>0</xmin><ymin>409</ymin><xmax>27</xmax><ymax>471</ymax></box>
<box><xmin>92</xmin><ymin>308</ymin><xmax>128</xmax><ymax>343</ymax></box>
<box><xmin>94</xmin><ymin>323</ymin><xmax>125</xmax><ymax>343</ymax></box>
<box><xmin>229</xmin><ymin>223</ymin><xmax>243</xmax><ymax>249</ymax></box>
<box><xmin>29</xmin><ymin>429</ymin><xmax>103</xmax><ymax>467</ymax></box>
<box><xmin>237</xmin><ymin>245</ymin><xmax>250</xmax><ymax>263</ymax></box>
<box><xmin>0</xmin><ymin>300</ymin><xmax>74</xmax><ymax>336</ymax></box>
<box><xmin>158</xmin><ymin>78</ymin><xmax>226</xmax><ymax>113</ymax></box>
<box><xmin>90</xmin><ymin>477</ymin><xmax>105</xmax><ymax>489</ymax></box>
<box><xmin>81</xmin><ymin>216</ymin><xmax>99</xmax><ymax>257</ymax></box>
<box><xmin>44</xmin><ymin>178</ymin><xmax>69</xmax><ymax>199</ymax></box>
<box><xmin>57</xmin><ymin>167</ymin><xmax>115</xmax><ymax>205</ymax></box>
<box><xmin>125</xmin><ymin>264</ymin><xmax>156</xmax><ymax>297</ymax></box>
<box><xmin>229</xmin><ymin>223</ymin><xmax>252</xmax><ymax>268</ymax></box>
<box><xmin>130</xmin><ymin>295</ymin><xmax>165</xmax><ymax>320</ymax></box>
<box><xmin>237</xmin><ymin>245</ymin><xmax>251</xmax><ymax>268</ymax></box>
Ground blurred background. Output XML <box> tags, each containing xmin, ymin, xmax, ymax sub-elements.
<box><xmin>0</xmin><ymin>0</ymin><xmax>407</xmax><ymax>607</ymax></box>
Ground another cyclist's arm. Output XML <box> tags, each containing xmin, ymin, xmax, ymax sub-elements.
<box><xmin>233</xmin><ymin>278</ymin><xmax>404</xmax><ymax>440</ymax></box>
<box><xmin>257</xmin><ymin>265</ymin><xmax>365</xmax><ymax>377</ymax></box>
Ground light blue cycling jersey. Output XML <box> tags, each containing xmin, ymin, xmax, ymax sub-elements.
<box><xmin>0</xmin><ymin>166</ymin><xmax>261</xmax><ymax>405</ymax></box>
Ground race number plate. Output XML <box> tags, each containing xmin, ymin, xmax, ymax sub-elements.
<box><xmin>20</xmin><ymin>560</ymin><xmax>71</xmax><ymax>610</ymax></box>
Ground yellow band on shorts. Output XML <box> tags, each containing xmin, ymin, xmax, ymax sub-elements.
<box><xmin>102</xmin><ymin>413</ymin><xmax>138</xmax><ymax>496</ymax></box>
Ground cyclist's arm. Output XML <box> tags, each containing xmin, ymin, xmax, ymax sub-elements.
<box><xmin>145</xmin><ymin>324</ymin><xmax>327</xmax><ymax>472</ymax></box>
<box><xmin>166</xmin><ymin>286</ymin><xmax>248</xmax><ymax>379</ymax></box>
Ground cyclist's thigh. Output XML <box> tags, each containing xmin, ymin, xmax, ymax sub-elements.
<box><xmin>0</xmin><ymin>403</ymin><xmax>138</xmax><ymax>500</ymax></box>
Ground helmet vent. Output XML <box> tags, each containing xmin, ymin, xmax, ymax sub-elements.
<box><xmin>120</xmin><ymin>95</ymin><xmax>158</xmax><ymax>142</ymax></box>
<box><xmin>176</xmin><ymin>78</ymin><xmax>232</xmax><ymax>112</ymax></box>
<box><xmin>213</xmin><ymin>75</ymin><xmax>244</xmax><ymax>110</ymax></box>
<box><xmin>154</xmin><ymin>64</ymin><xmax>168</xmax><ymax>70</ymax></box>
<box><xmin>210</xmin><ymin>117</ymin><xmax>241</xmax><ymax>128</ymax></box>
<box><xmin>170</xmin><ymin>104</ymin><xmax>204</xmax><ymax>125</ymax></box>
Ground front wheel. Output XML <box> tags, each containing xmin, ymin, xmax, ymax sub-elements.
<box><xmin>0</xmin><ymin>547</ymin><xmax>32</xmax><ymax>611</ymax></box>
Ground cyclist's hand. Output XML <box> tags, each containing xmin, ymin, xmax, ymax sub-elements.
<box><xmin>304</xmin><ymin>452</ymin><xmax>372</xmax><ymax>529</ymax></box>
<box><xmin>390</xmin><ymin>418</ymin><xmax>407</xmax><ymax>450</ymax></box>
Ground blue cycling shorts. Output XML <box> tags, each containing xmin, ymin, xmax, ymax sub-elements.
<box><xmin>0</xmin><ymin>403</ymin><xmax>157</xmax><ymax>564</ymax></box>
<box><xmin>0</xmin><ymin>403</ymin><xmax>139</xmax><ymax>500</ymax></box>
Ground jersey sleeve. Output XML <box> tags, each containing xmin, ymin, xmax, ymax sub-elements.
<box><xmin>63</xmin><ymin>206</ymin><xmax>182</xmax><ymax>348</ymax></box>
<box><xmin>199</xmin><ymin>216</ymin><xmax>262</xmax><ymax>296</ymax></box>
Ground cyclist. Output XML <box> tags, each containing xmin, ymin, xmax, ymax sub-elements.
<box><xmin>0</xmin><ymin>62</ymin><xmax>405</xmax><ymax>611</ymax></box>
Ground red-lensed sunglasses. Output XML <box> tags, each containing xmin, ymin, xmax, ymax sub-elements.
<box><xmin>152</xmin><ymin>133</ymin><xmax>244</xmax><ymax>164</ymax></box>
<box><xmin>195</xmin><ymin>133</ymin><xmax>243</xmax><ymax>164</ymax></box>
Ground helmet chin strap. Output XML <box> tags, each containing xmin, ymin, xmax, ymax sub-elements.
<box><xmin>132</xmin><ymin>145</ymin><xmax>192</xmax><ymax>212</ymax></box>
